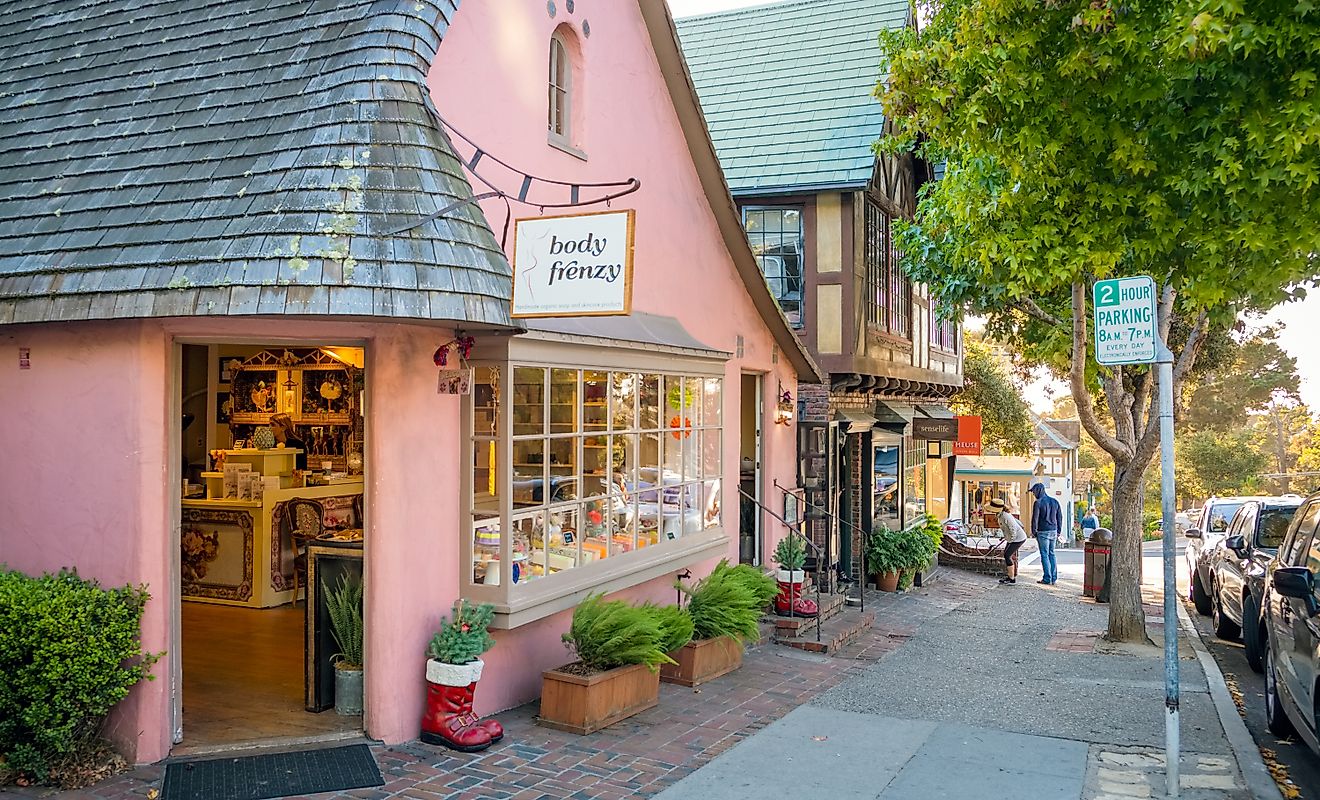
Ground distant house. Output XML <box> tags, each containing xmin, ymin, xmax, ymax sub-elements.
<box><xmin>677</xmin><ymin>0</ymin><xmax>963</xmax><ymax>586</ymax></box>
<box><xmin>1032</xmin><ymin>416</ymin><xmax>1082</xmax><ymax>533</ymax></box>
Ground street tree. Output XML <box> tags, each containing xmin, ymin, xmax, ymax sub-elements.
<box><xmin>1183</xmin><ymin>326</ymin><xmax>1299</xmax><ymax>433</ymax></box>
<box><xmin>877</xmin><ymin>0</ymin><xmax>1320</xmax><ymax>642</ymax></box>
<box><xmin>952</xmin><ymin>338</ymin><xmax>1035</xmax><ymax>455</ymax></box>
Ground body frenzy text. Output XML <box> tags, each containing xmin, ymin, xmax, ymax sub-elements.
<box><xmin>545</xmin><ymin>233</ymin><xmax>623</xmax><ymax>286</ymax></box>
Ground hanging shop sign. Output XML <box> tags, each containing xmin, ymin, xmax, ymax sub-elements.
<box><xmin>511</xmin><ymin>209</ymin><xmax>635</xmax><ymax>318</ymax></box>
<box><xmin>952</xmin><ymin>415</ymin><xmax>982</xmax><ymax>455</ymax></box>
<box><xmin>912</xmin><ymin>416</ymin><xmax>957</xmax><ymax>441</ymax></box>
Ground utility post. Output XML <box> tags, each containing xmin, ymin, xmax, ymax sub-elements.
<box><xmin>1094</xmin><ymin>276</ymin><xmax>1179</xmax><ymax>797</ymax></box>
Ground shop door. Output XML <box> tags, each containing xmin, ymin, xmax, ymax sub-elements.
<box><xmin>738</xmin><ymin>374</ymin><xmax>763</xmax><ymax>565</ymax></box>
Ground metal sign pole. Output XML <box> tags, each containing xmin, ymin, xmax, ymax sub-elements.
<box><xmin>1158</xmin><ymin>341</ymin><xmax>1180</xmax><ymax>798</ymax></box>
<box><xmin>1094</xmin><ymin>276</ymin><xmax>1177</xmax><ymax>796</ymax></box>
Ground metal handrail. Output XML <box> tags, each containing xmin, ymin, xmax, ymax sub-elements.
<box><xmin>771</xmin><ymin>480</ymin><xmax>867</xmax><ymax>614</ymax></box>
<box><xmin>738</xmin><ymin>487</ymin><xmax>823</xmax><ymax>644</ymax></box>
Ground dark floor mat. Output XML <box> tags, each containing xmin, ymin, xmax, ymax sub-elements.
<box><xmin>161</xmin><ymin>743</ymin><xmax>383</xmax><ymax>800</ymax></box>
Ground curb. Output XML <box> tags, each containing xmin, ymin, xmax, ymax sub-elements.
<box><xmin>1173</xmin><ymin>594</ymin><xmax>1284</xmax><ymax>800</ymax></box>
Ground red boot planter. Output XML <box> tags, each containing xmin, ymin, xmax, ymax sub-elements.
<box><xmin>421</xmin><ymin>659</ymin><xmax>497</xmax><ymax>752</ymax></box>
<box><xmin>775</xmin><ymin>569</ymin><xmax>818</xmax><ymax>617</ymax></box>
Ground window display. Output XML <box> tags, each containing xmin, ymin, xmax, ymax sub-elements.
<box><xmin>470</xmin><ymin>366</ymin><xmax>723</xmax><ymax>590</ymax></box>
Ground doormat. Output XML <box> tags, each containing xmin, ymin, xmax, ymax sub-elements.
<box><xmin>161</xmin><ymin>743</ymin><xmax>383</xmax><ymax>800</ymax></box>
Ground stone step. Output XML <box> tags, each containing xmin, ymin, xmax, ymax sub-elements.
<box><xmin>766</xmin><ymin>591</ymin><xmax>847</xmax><ymax>632</ymax></box>
<box><xmin>774</xmin><ymin>610</ymin><xmax>875</xmax><ymax>654</ymax></box>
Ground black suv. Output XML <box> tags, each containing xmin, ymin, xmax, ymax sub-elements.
<box><xmin>1187</xmin><ymin>496</ymin><xmax>1266</xmax><ymax>614</ymax></box>
<box><xmin>1262</xmin><ymin>495</ymin><xmax>1320</xmax><ymax>755</ymax></box>
<box><xmin>1208</xmin><ymin>498</ymin><xmax>1301</xmax><ymax>670</ymax></box>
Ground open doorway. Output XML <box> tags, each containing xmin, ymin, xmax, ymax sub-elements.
<box><xmin>738</xmin><ymin>373</ymin><xmax>763</xmax><ymax>564</ymax></box>
<box><xmin>175</xmin><ymin>342</ymin><xmax>367</xmax><ymax>753</ymax></box>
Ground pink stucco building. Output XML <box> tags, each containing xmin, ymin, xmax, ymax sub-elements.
<box><xmin>0</xmin><ymin>0</ymin><xmax>818</xmax><ymax>763</ymax></box>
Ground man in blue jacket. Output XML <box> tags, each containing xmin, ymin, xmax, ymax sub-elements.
<box><xmin>1030</xmin><ymin>480</ymin><xmax>1062</xmax><ymax>585</ymax></box>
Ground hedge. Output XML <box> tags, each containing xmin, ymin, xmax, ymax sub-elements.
<box><xmin>0</xmin><ymin>568</ymin><xmax>159</xmax><ymax>782</ymax></box>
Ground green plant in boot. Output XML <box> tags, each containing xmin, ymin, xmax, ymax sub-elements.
<box><xmin>772</xmin><ymin>533</ymin><xmax>807</xmax><ymax>572</ymax></box>
<box><xmin>428</xmin><ymin>599</ymin><xmax>496</xmax><ymax>665</ymax></box>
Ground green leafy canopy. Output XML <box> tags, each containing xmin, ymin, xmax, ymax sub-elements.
<box><xmin>879</xmin><ymin>0</ymin><xmax>1320</xmax><ymax>348</ymax></box>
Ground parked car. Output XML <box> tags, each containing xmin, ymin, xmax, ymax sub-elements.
<box><xmin>1187</xmin><ymin>496</ymin><xmax>1269</xmax><ymax>615</ymax></box>
<box><xmin>1262</xmin><ymin>495</ymin><xmax>1320</xmax><ymax>754</ymax></box>
<box><xmin>1208</xmin><ymin>498</ymin><xmax>1301</xmax><ymax>670</ymax></box>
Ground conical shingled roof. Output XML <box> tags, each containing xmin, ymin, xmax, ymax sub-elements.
<box><xmin>0</xmin><ymin>0</ymin><xmax>513</xmax><ymax>326</ymax></box>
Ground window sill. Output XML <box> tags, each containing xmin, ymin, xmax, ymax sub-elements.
<box><xmin>548</xmin><ymin>134</ymin><xmax>588</xmax><ymax>162</ymax></box>
<box><xmin>474</xmin><ymin>528</ymin><xmax>730</xmax><ymax>629</ymax></box>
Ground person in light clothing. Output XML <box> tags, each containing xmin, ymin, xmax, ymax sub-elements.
<box><xmin>990</xmin><ymin>498</ymin><xmax>1028</xmax><ymax>585</ymax></box>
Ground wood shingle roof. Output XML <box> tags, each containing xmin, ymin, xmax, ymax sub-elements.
<box><xmin>0</xmin><ymin>0</ymin><xmax>513</xmax><ymax>326</ymax></box>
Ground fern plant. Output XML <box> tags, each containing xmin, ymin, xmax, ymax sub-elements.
<box><xmin>562</xmin><ymin>594</ymin><xmax>674</xmax><ymax>672</ymax></box>
<box><xmin>325</xmin><ymin>572</ymin><xmax>364</xmax><ymax>670</ymax></box>
<box><xmin>864</xmin><ymin>527</ymin><xmax>906</xmax><ymax>576</ymax></box>
<box><xmin>428</xmin><ymin>599</ymin><xmax>496</xmax><ymax>665</ymax></box>
<box><xmin>679</xmin><ymin>560</ymin><xmax>778</xmax><ymax>643</ymax></box>
<box><xmin>772</xmin><ymin>533</ymin><xmax>807</xmax><ymax>572</ymax></box>
<box><xmin>641</xmin><ymin>602</ymin><xmax>695</xmax><ymax>653</ymax></box>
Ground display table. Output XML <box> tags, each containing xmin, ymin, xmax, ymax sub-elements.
<box><xmin>181</xmin><ymin>481</ymin><xmax>363</xmax><ymax>608</ymax></box>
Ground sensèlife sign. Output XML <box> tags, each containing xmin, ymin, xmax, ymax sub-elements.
<box><xmin>1093</xmin><ymin>275</ymin><xmax>1157</xmax><ymax>365</ymax></box>
<box><xmin>511</xmin><ymin>209</ymin><xmax>635</xmax><ymax>318</ymax></box>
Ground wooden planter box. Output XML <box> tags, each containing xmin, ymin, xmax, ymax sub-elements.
<box><xmin>538</xmin><ymin>662</ymin><xmax>660</xmax><ymax>735</ymax></box>
<box><xmin>660</xmin><ymin>635</ymin><xmax>743</xmax><ymax>687</ymax></box>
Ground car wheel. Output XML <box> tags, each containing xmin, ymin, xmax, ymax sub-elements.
<box><xmin>1191</xmin><ymin>570</ymin><xmax>1213</xmax><ymax>616</ymax></box>
<box><xmin>1242</xmin><ymin>598</ymin><xmax>1264</xmax><ymax>673</ymax></box>
<box><xmin>1265</xmin><ymin>642</ymin><xmax>1295</xmax><ymax>737</ymax></box>
<box><xmin>1213</xmin><ymin>591</ymin><xmax>1241</xmax><ymax>640</ymax></box>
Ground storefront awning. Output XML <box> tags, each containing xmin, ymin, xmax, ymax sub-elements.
<box><xmin>953</xmin><ymin>455</ymin><xmax>1042</xmax><ymax>478</ymax></box>
<box><xmin>873</xmin><ymin>400</ymin><xmax>914</xmax><ymax>431</ymax></box>
<box><xmin>918</xmin><ymin>404</ymin><xmax>954</xmax><ymax>419</ymax></box>
<box><xmin>522</xmin><ymin>313</ymin><xmax>730</xmax><ymax>359</ymax></box>
<box><xmin>834</xmin><ymin>408</ymin><xmax>877</xmax><ymax>433</ymax></box>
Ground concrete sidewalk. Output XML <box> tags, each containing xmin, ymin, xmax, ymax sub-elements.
<box><xmin>657</xmin><ymin>566</ymin><xmax>1249</xmax><ymax>800</ymax></box>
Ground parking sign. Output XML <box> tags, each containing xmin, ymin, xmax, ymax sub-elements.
<box><xmin>1093</xmin><ymin>276</ymin><xmax>1157</xmax><ymax>365</ymax></box>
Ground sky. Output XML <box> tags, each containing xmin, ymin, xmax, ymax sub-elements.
<box><xmin>666</xmin><ymin>0</ymin><xmax>1320</xmax><ymax>413</ymax></box>
<box><xmin>1014</xmin><ymin>294</ymin><xmax>1320</xmax><ymax>414</ymax></box>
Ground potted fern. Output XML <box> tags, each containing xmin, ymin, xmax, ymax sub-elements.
<box><xmin>772</xmin><ymin>533</ymin><xmax>818</xmax><ymax>617</ymax></box>
<box><xmin>421</xmin><ymin>600</ymin><xmax>501</xmax><ymax>752</ymax></box>
<box><xmin>663</xmin><ymin>560</ymin><xmax>777</xmax><ymax>687</ymax></box>
<box><xmin>324</xmin><ymin>572</ymin><xmax>364</xmax><ymax>715</ymax></box>
<box><xmin>865</xmin><ymin>526</ymin><xmax>905</xmax><ymax>592</ymax></box>
<box><xmin>539</xmin><ymin>594</ymin><xmax>684</xmax><ymax>734</ymax></box>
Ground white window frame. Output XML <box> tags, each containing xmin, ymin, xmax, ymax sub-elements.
<box><xmin>462</xmin><ymin>336</ymin><xmax>730</xmax><ymax>629</ymax></box>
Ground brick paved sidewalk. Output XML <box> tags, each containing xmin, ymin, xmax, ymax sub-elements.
<box><xmin>60</xmin><ymin>585</ymin><xmax>951</xmax><ymax>800</ymax></box>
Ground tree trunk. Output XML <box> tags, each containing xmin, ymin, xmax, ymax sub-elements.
<box><xmin>1106</xmin><ymin>467</ymin><xmax>1150</xmax><ymax>644</ymax></box>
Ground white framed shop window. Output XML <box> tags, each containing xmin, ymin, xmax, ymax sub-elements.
<box><xmin>462</xmin><ymin>337</ymin><xmax>729</xmax><ymax>628</ymax></box>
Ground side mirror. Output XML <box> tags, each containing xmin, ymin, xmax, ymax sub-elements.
<box><xmin>1185</xmin><ymin>528</ymin><xmax>1203</xmax><ymax>539</ymax></box>
<box><xmin>1273</xmin><ymin>567</ymin><xmax>1315</xmax><ymax>600</ymax></box>
<box><xmin>1224</xmin><ymin>535</ymin><xmax>1247</xmax><ymax>554</ymax></box>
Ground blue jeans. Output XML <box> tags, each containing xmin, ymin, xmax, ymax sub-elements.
<box><xmin>1037</xmin><ymin>532</ymin><xmax>1058</xmax><ymax>583</ymax></box>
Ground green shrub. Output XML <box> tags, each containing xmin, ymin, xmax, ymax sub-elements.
<box><xmin>428</xmin><ymin>600</ymin><xmax>496</xmax><ymax>665</ymax></box>
<box><xmin>917</xmin><ymin>514</ymin><xmax>944</xmax><ymax>555</ymax></box>
<box><xmin>562</xmin><ymin>594</ymin><xmax>674</xmax><ymax>672</ymax></box>
<box><xmin>901</xmin><ymin>520</ymin><xmax>940</xmax><ymax>570</ymax></box>
<box><xmin>680</xmin><ymin>560</ymin><xmax>777</xmax><ymax>643</ymax></box>
<box><xmin>772</xmin><ymin>533</ymin><xmax>807</xmax><ymax>571</ymax></box>
<box><xmin>325</xmin><ymin>572</ymin><xmax>363</xmax><ymax>670</ymax></box>
<box><xmin>641</xmin><ymin>602</ymin><xmax>695</xmax><ymax>653</ymax></box>
<box><xmin>0</xmin><ymin>568</ymin><xmax>159</xmax><ymax>783</ymax></box>
<box><xmin>864</xmin><ymin>526</ymin><xmax>906</xmax><ymax>575</ymax></box>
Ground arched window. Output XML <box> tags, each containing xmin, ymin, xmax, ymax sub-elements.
<box><xmin>548</xmin><ymin>33</ymin><xmax>571</xmax><ymax>141</ymax></box>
